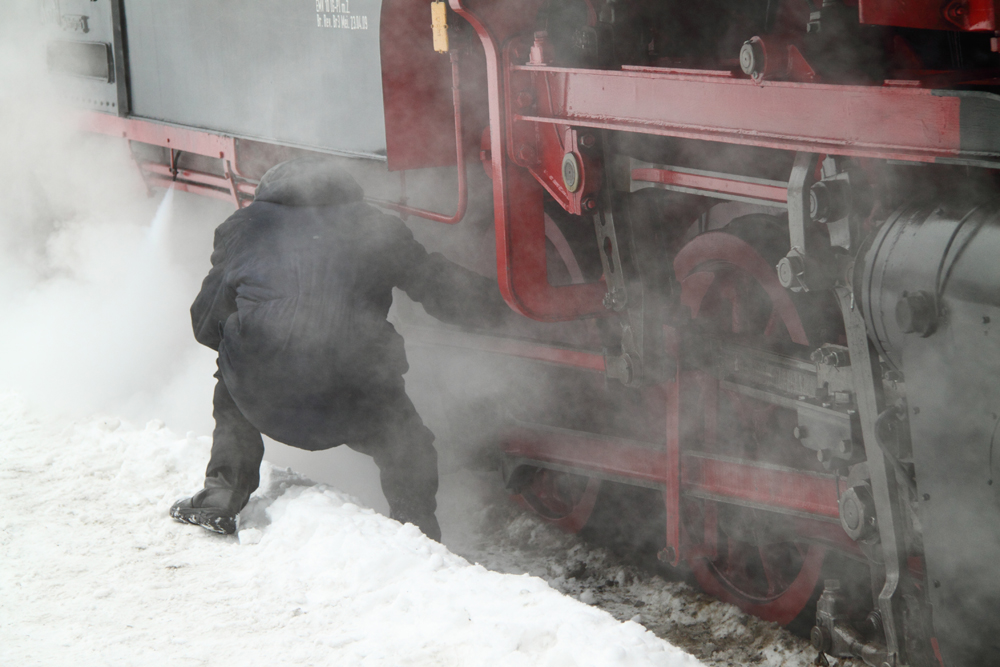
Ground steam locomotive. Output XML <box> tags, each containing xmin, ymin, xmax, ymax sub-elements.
<box><xmin>42</xmin><ymin>0</ymin><xmax>1000</xmax><ymax>664</ymax></box>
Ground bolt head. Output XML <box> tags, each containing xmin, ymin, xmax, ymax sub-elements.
<box><xmin>517</xmin><ymin>144</ymin><xmax>536</xmax><ymax>163</ymax></box>
<box><xmin>840</xmin><ymin>485</ymin><xmax>877</xmax><ymax>541</ymax></box>
<box><xmin>809</xmin><ymin>181</ymin><xmax>848</xmax><ymax>223</ymax></box>
<box><xmin>841</xmin><ymin>497</ymin><xmax>861</xmax><ymax>530</ymax></box>
<box><xmin>739</xmin><ymin>40</ymin><xmax>763</xmax><ymax>78</ymax></box>
<box><xmin>562</xmin><ymin>152</ymin><xmax>581</xmax><ymax>193</ymax></box>
<box><xmin>810</xmin><ymin>626</ymin><xmax>832</xmax><ymax>652</ymax></box>
<box><xmin>776</xmin><ymin>254</ymin><xmax>805</xmax><ymax>289</ymax></box>
<box><xmin>657</xmin><ymin>546</ymin><xmax>676</xmax><ymax>563</ymax></box>
<box><xmin>809</xmin><ymin>189</ymin><xmax>822</xmax><ymax>222</ymax></box>
<box><xmin>515</xmin><ymin>91</ymin><xmax>534</xmax><ymax>110</ymax></box>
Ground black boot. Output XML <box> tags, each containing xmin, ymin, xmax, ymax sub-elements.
<box><xmin>169</xmin><ymin>488</ymin><xmax>245</xmax><ymax>535</ymax></box>
<box><xmin>390</xmin><ymin>506</ymin><xmax>442</xmax><ymax>542</ymax></box>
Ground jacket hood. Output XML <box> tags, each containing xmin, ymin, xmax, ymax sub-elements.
<box><xmin>254</xmin><ymin>157</ymin><xmax>365</xmax><ymax>207</ymax></box>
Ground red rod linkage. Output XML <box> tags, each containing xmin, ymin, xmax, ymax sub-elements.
<box><xmin>367</xmin><ymin>50</ymin><xmax>468</xmax><ymax>224</ymax></box>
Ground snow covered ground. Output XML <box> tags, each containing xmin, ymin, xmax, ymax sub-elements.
<box><xmin>0</xmin><ymin>394</ymin><xmax>704</xmax><ymax>667</ymax></box>
<box><xmin>440</xmin><ymin>473</ymin><xmax>843</xmax><ymax>667</ymax></box>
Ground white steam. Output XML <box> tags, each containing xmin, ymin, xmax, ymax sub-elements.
<box><xmin>0</xmin><ymin>8</ymin><xmax>219</xmax><ymax>433</ymax></box>
<box><xmin>0</xmin><ymin>5</ymin><xmax>390</xmax><ymax>512</ymax></box>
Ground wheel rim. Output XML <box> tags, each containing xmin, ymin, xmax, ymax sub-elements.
<box><xmin>690</xmin><ymin>524</ymin><xmax>826</xmax><ymax>625</ymax></box>
<box><xmin>514</xmin><ymin>468</ymin><xmax>602</xmax><ymax>533</ymax></box>
<box><xmin>674</xmin><ymin>227</ymin><xmax>811</xmax><ymax>346</ymax></box>
<box><xmin>674</xmin><ymin>220</ymin><xmax>826</xmax><ymax>625</ymax></box>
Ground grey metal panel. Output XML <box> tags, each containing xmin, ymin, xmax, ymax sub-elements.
<box><xmin>122</xmin><ymin>0</ymin><xmax>386</xmax><ymax>159</ymax></box>
<box><xmin>40</xmin><ymin>0</ymin><xmax>122</xmax><ymax>113</ymax></box>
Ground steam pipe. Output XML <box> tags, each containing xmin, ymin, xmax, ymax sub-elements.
<box><xmin>368</xmin><ymin>50</ymin><xmax>467</xmax><ymax>224</ymax></box>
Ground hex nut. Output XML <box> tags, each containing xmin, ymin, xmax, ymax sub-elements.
<box><xmin>776</xmin><ymin>254</ymin><xmax>805</xmax><ymax>289</ymax></box>
<box><xmin>562</xmin><ymin>152</ymin><xmax>581</xmax><ymax>193</ymax></box>
<box><xmin>740</xmin><ymin>39</ymin><xmax>764</xmax><ymax>78</ymax></box>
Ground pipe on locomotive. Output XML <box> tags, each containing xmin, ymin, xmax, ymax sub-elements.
<box><xmin>366</xmin><ymin>49</ymin><xmax>468</xmax><ymax>225</ymax></box>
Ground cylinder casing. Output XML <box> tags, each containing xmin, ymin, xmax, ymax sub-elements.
<box><xmin>856</xmin><ymin>197</ymin><xmax>1000</xmax><ymax>666</ymax></box>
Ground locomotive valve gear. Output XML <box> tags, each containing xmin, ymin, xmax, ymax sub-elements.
<box><xmin>813</xmin><ymin>579</ymin><xmax>890</xmax><ymax>667</ymax></box>
<box><xmin>171</xmin><ymin>157</ymin><xmax>508</xmax><ymax>542</ymax></box>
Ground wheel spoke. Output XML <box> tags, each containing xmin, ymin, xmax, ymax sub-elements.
<box><xmin>515</xmin><ymin>468</ymin><xmax>602</xmax><ymax>534</ymax></box>
<box><xmin>758</xmin><ymin>544</ymin><xmax>785</xmax><ymax>598</ymax></box>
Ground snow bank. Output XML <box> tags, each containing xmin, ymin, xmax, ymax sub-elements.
<box><xmin>0</xmin><ymin>394</ymin><xmax>704</xmax><ymax>667</ymax></box>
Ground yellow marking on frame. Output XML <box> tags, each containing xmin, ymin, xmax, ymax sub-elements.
<box><xmin>431</xmin><ymin>1</ymin><xmax>449</xmax><ymax>53</ymax></box>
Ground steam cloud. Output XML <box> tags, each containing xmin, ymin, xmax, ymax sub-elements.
<box><xmin>0</xmin><ymin>5</ymin><xmax>425</xmax><ymax>513</ymax></box>
<box><xmin>0</xmin><ymin>9</ymin><xmax>223</xmax><ymax>435</ymax></box>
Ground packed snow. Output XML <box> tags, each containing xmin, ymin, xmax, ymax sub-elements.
<box><xmin>0</xmin><ymin>394</ymin><xmax>704</xmax><ymax>667</ymax></box>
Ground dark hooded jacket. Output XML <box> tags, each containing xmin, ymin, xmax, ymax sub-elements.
<box><xmin>190</xmin><ymin>158</ymin><xmax>503</xmax><ymax>447</ymax></box>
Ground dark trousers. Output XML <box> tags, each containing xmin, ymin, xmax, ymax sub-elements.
<box><xmin>203</xmin><ymin>371</ymin><xmax>440</xmax><ymax>540</ymax></box>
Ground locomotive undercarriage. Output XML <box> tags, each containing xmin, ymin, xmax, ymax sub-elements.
<box><xmin>443</xmin><ymin>1</ymin><xmax>1000</xmax><ymax>664</ymax></box>
<box><xmin>501</xmin><ymin>145</ymin><xmax>1000</xmax><ymax>667</ymax></box>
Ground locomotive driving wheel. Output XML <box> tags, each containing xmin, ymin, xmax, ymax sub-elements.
<box><xmin>673</xmin><ymin>215</ymin><xmax>827</xmax><ymax>627</ymax></box>
<box><xmin>514</xmin><ymin>467</ymin><xmax>602</xmax><ymax>533</ymax></box>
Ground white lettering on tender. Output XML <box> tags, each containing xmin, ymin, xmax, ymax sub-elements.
<box><xmin>313</xmin><ymin>0</ymin><xmax>368</xmax><ymax>30</ymax></box>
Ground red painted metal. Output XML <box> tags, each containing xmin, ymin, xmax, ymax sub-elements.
<box><xmin>401</xmin><ymin>324</ymin><xmax>606</xmax><ymax>372</ymax></box>
<box><xmin>138</xmin><ymin>162</ymin><xmax>239</xmax><ymax>204</ymax></box>
<box><xmin>500</xmin><ymin>428</ymin><xmax>845</xmax><ymax>521</ymax></box>
<box><xmin>78</xmin><ymin>111</ymin><xmax>256</xmax><ymax>208</ymax></box>
<box><xmin>930</xmin><ymin>637</ymin><xmax>946</xmax><ymax>667</ymax></box>
<box><xmin>368</xmin><ymin>50</ymin><xmax>468</xmax><ymax>224</ymax></box>
<box><xmin>673</xmin><ymin>225</ymin><xmax>833</xmax><ymax>622</ymax></box>
<box><xmin>513</xmin><ymin>65</ymin><xmax>966</xmax><ymax>163</ymax></box>
<box><xmin>505</xmin><ymin>37</ymin><xmax>602</xmax><ymax>216</ymax></box>
<box><xmin>512</xmin><ymin>470</ymin><xmax>602</xmax><ymax>533</ymax></box>
<box><xmin>674</xmin><ymin>231</ymin><xmax>811</xmax><ymax>345</ymax></box>
<box><xmin>380</xmin><ymin>0</ymin><xmax>458</xmax><ymax>171</ymax></box>
<box><xmin>690</xmin><ymin>540</ymin><xmax>827</xmax><ymax>626</ymax></box>
<box><xmin>140</xmin><ymin>173</ymin><xmax>234</xmax><ymax>204</ymax></box>
<box><xmin>859</xmin><ymin>0</ymin><xmax>998</xmax><ymax>32</ymax></box>
<box><xmin>451</xmin><ymin>0</ymin><xmax>608</xmax><ymax>322</ymax></box>
<box><xmin>682</xmin><ymin>453</ymin><xmax>844</xmax><ymax>519</ymax></box>
<box><xmin>80</xmin><ymin>111</ymin><xmax>238</xmax><ymax>158</ymax></box>
<box><xmin>501</xmin><ymin>427</ymin><xmax>668</xmax><ymax>484</ymax></box>
<box><xmin>632</xmin><ymin>168</ymin><xmax>789</xmax><ymax>204</ymax></box>
<box><xmin>503</xmin><ymin>428</ymin><xmax>847</xmax><ymax>524</ymax></box>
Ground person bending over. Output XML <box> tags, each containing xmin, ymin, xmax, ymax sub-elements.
<box><xmin>170</xmin><ymin>157</ymin><xmax>505</xmax><ymax>541</ymax></box>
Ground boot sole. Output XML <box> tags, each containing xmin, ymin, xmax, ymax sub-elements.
<box><xmin>170</xmin><ymin>505</ymin><xmax>237</xmax><ymax>535</ymax></box>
